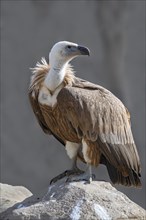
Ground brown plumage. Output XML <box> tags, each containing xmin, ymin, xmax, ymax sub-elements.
<box><xmin>29</xmin><ymin>42</ymin><xmax>141</xmax><ymax>187</ymax></box>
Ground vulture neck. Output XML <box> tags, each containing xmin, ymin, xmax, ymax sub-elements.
<box><xmin>44</xmin><ymin>60</ymin><xmax>68</xmax><ymax>92</ymax></box>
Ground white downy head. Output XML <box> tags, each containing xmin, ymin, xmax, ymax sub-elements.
<box><xmin>49</xmin><ymin>41</ymin><xmax>90</xmax><ymax>68</ymax></box>
<box><xmin>45</xmin><ymin>41</ymin><xmax>90</xmax><ymax>91</ymax></box>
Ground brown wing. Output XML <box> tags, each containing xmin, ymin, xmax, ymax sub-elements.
<box><xmin>29</xmin><ymin>88</ymin><xmax>66</xmax><ymax>146</ymax></box>
<box><xmin>57</xmin><ymin>79</ymin><xmax>141</xmax><ymax>187</ymax></box>
<box><xmin>29</xmin><ymin>88</ymin><xmax>51</xmax><ymax>134</ymax></box>
<box><xmin>28</xmin><ymin>57</ymin><xmax>65</xmax><ymax>145</ymax></box>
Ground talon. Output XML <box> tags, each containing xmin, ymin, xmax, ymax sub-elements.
<box><xmin>50</xmin><ymin>168</ymin><xmax>85</xmax><ymax>185</ymax></box>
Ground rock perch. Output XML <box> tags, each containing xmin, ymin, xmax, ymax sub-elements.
<box><xmin>0</xmin><ymin>181</ymin><xmax>145</xmax><ymax>220</ymax></box>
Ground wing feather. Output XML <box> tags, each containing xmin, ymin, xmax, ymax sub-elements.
<box><xmin>29</xmin><ymin>58</ymin><xmax>66</xmax><ymax>145</ymax></box>
<box><xmin>29</xmin><ymin>89</ymin><xmax>66</xmax><ymax>146</ymax></box>
<box><xmin>57</xmin><ymin>80</ymin><xmax>141</xmax><ymax>182</ymax></box>
<box><xmin>28</xmin><ymin>88</ymin><xmax>51</xmax><ymax>134</ymax></box>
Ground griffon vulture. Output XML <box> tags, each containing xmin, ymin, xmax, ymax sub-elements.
<box><xmin>29</xmin><ymin>41</ymin><xmax>141</xmax><ymax>187</ymax></box>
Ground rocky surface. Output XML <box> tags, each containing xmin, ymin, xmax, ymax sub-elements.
<box><xmin>0</xmin><ymin>183</ymin><xmax>32</xmax><ymax>213</ymax></box>
<box><xmin>0</xmin><ymin>181</ymin><xmax>145</xmax><ymax>220</ymax></box>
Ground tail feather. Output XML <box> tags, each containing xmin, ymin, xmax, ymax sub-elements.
<box><xmin>100</xmin><ymin>155</ymin><xmax>141</xmax><ymax>188</ymax></box>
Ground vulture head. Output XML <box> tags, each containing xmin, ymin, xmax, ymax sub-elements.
<box><xmin>49</xmin><ymin>41</ymin><xmax>90</xmax><ymax>67</ymax></box>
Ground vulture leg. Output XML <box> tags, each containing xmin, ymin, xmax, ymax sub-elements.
<box><xmin>66</xmin><ymin>164</ymin><xmax>96</xmax><ymax>183</ymax></box>
<box><xmin>71</xmin><ymin>139</ymin><xmax>98</xmax><ymax>183</ymax></box>
<box><xmin>86</xmin><ymin>164</ymin><xmax>95</xmax><ymax>183</ymax></box>
<box><xmin>50</xmin><ymin>153</ymin><xmax>84</xmax><ymax>185</ymax></box>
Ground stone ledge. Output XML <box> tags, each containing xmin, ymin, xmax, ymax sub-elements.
<box><xmin>0</xmin><ymin>181</ymin><xmax>145</xmax><ymax>220</ymax></box>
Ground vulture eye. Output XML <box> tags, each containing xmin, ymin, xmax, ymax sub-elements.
<box><xmin>67</xmin><ymin>45</ymin><xmax>71</xmax><ymax>49</ymax></box>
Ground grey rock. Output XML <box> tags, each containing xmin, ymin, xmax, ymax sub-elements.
<box><xmin>0</xmin><ymin>183</ymin><xmax>32</xmax><ymax>213</ymax></box>
<box><xmin>0</xmin><ymin>181</ymin><xmax>145</xmax><ymax>220</ymax></box>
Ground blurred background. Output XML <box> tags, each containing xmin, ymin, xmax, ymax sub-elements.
<box><xmin>1</xmin><ymin>0</ymin><xmax>145</xmax><ymax>209</ymax></box>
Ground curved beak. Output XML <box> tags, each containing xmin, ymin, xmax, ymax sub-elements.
<box><xmin>77</xmin><ymin>45</ymin><xmax>90</xmax><ymax>56</ymax></box>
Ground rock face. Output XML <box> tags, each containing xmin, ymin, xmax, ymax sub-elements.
<box><xmin>0</xmin><ymin>183</ymin><xmax>32</xmax><ymax>213</ymax></box>
<box><xmin>0</xmin><ymin>181</ymin><xmax>145</xmax><ymax>220</ymax></box>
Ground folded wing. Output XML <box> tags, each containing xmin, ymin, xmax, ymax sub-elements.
<box><xmin>57</xmin><ymin>79</ymin><xmax>141</xmax><ymax>187</ymax></box>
